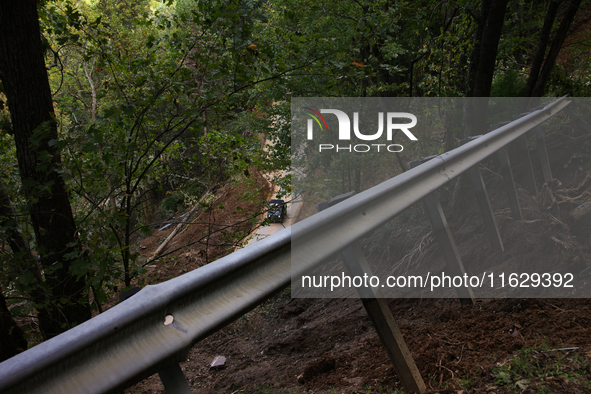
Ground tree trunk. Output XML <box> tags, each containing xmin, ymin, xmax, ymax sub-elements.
<box><xmin>0</xmin><ymin>181</ymin><xmax>59</xmax><ymax>339</ymax></box>
<box><xmin>523</xmin><ymin>0</ymin><xmax>562</xmax><ymax>99</ymax></box>
<box><xmin>465</xmin><ymin>0</ymin><xmax>510</xmax><ymax>137</ymax></box>
<box><xmin>0</xmin><ymin>182</ymin><xmax>39</xmax><ymax>279</ymax></box>
<box><xmin>472</xmin><ymin>0</ymin><xmax>510</xmax><ymax>98</ymax></box>
<box><xmin>529</xmin><ymin>0</ymin><xmax>582</xmax><ymax>100</ymax></box>
<box><xmin>0</xmin><ymin>184</ymin><xmax>32</xmax><ymax>361</ymax></box>
<box><xmin>0</xmin><ymin>291</ymin><xmax>28</xmax><ymax>362</ymax></box>
<box><xmin>0</xmin><ymin>0</ymin><xmax>91</xmax><ymax>339</ymax></box>
<box><xmin>465</xmin><ymin>0</ymin><xmax>491</xmax><ymax>98</ymax></box>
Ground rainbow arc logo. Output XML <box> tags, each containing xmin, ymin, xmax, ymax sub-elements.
<box><xmin>303</xmin><ymin>108</ymin><xmax>328</xmax><ymax>139</ymax></box>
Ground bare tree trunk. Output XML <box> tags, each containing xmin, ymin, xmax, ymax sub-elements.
<box><xmin>523</xmin><ymin>0</ymin><xmax>562</xmax><ymax>100</ymax></box>
<box><xmin>0</xmin><ymin>0</ymin><xmax>91</xmax><ymax>339</ymax></box>
<box><xmin>0</xmin><ymin>291</ymin><xmax>27</xmax><ymax>362</ymax></box>
<box><xmin>0</xmin><ymin>181</ymin><xmax>51</xmax><ymax>346</ymax></box>
<box><xmin>529</xmin><ymin>0</ymin><xmax>582</xmax><ymax>101</ymax></box>
<box><xmin>465</xmin><ymin>0</ymin><xmax>491</xmax><ymax>98</ymax></box>
<box><xmin>465</xmin><ymin>0</ymin><xmax>510</xmax><ymax>137</ymax></box>
<box><xmin>472</xmin><ymin>0</ymin><xmax>510</xmax><ymax>98</ymax></box>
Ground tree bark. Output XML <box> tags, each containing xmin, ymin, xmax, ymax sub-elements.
<box><xmin>529</xmin><ymin>0</ymin><xmax>582</xmax><ymax>99</ymax></box>
<box><xmin>0</xmin><ymin>182</ymin><xmax>62</xmax><ymax>336</ymax></box>
<box><xmin>523</xmin><ymin>0</ymin><xmax>562</xmax><ymax>99</ymax></box>
<box><xmin>472</xmin><ymin>0</ymin><xmax>510</xmax><ymax>98</ymax></box>
<box><xmin>0</xmin><ymin>291</ymin><xmax>28</xmax><ymax>362</ymax></box>
<box><xmin>0</xmin><ymin>0</ymin><xmax>91</xmax><ymax>339</ymax></box>
<box><xmin>0</xmin><ymin>185</ymin><xmax>31</xmax><ymax>361</ymax></box>
<box><xmin>0</xmin><ymin>182</ymin><xmax>38</xmax><ymax>276</ymax></box>
<box><xmin>465</xmin><ymin>0</ymin><xmax>491</xmax><ymax>98</ymax></box>
<box><xmin>464</xmin><ymin>0</ymin><xmax>510</xmax><ymax>137</ymax></box>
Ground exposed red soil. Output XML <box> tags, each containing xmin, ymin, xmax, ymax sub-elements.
<box><xmin>134</xmin><ymin>170</ymin><xmax>271</xmax><ymax>286</ymax></box>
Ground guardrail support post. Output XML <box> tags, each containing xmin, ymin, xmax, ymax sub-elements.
<box><xmin>497</xmin><ymin>148</ymin><xmax>523</xmax><ymax>220</ymax></box>
<box><xmin>534</xmin><ymin>126</ymin><xmax>553</xmax><ymax>183</ymax></box>
<box><xmin>421</xmin><ymin>194</ymin><xmax>476</xmax><ymax>305</ymax></box>
<box><xmin>340</xmin><ymin>244</ymin><xmax>426</xmax><ymax>394</ymax></box>
<box><xmin>158</xmin><ymin>363</ymin><xmax>193</xmax><ymax>394</ymax></box>
<box><xmin>467</xmin><ymin>166</ymin><xmax>504</xmax><ymax>252</ymax></box>
<box><xmin>516</xmin><ymin>135</ymin><xmax>537</xmax><ymax>195</ymax></box>
<box><xmin>459</xmin><ymin>137</ymin><xmax>503</xmax><ymax>252</ymax></box>
<box><xmin>409</xmin><ymin>161</ymin><xmax>476</xmax><ymax>304</ymax></box>
<box><xmin>317</xmin><ymin>195</ymin><xmax>426</xmax><ymax>393</ymax></box>
<box><xmin>563</xmin><ymin>106</ymin><xmax>591</xmax><ymax>134</ymax></box>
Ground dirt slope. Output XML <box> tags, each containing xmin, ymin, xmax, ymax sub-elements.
<box><xmin>128</xmin><ymin>121</ymin><xmax>591</xmax><ymax>393</ymax></box>
<box><xmin>135</xmin><ymin>170</ymin><xmax>271</xmax><ymax>284</ymax></box>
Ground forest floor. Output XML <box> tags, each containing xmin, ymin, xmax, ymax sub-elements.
<box><xmin>127</xmin><ymin>118</ymin><xmax>591</xmax><ymax>394</ymax></box>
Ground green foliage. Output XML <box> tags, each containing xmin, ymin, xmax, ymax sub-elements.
<box><xmin>1</xmin><ymin>0</ymin><xmax>591</xmax><ymax>344</ymax></box>
<box><xmin>490</xmin><ymin>70</ymin><xmax>527</xmax><ymax>97</ymax></box>
<box><xmin>39</xmin><ymin>0</ymin><xmax>285</xmax><ymax>294</ymax></box>
<box><xmin>257</xmin><ymin>0</ymin><xmax>414</xmax><ymax>97</ymax></box>
<box><xmin>158</xmin><ymin>180</ymin><xmax>206</xmax><ymax>218</ymax></box>
<box><xmin>182</xmin><ymin>180</ymin><xmax>207</xmax><ymax>198</ymax></box>
<box><xmin>546</xmin><ymin>65</ymin><xmax>591</xmax><ymax>98</ymax></box>
<box><xmin>0</xmin><ymin>0</ymin><xmax>290</xmax><ymax>321</ymax></box>
<box><xmin>159</xmin><ymin>192</ymin><xmax>185</xmax><ymax>218</ymax></box>
<box><xmin>492</xmin><ymin>345</ymin><xmax>591</xmax><ymax>391</ymax></box>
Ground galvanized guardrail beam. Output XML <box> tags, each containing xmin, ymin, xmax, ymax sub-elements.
<box><xmin>0</xmin><ymin>230</ymin><xmax>291</xmax><ymax>393</ymax></box>
<box><xmin>290</xmin><ymin>97</ymin><xmax>569</xmax><ymax>280</ymax></box>
<box><xmin>0</xmin><ymin>96</ymin><xmax>571</xmax><ymax>394</ymax></box>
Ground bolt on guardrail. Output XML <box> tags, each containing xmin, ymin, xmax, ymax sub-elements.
<box><xmin>0</xmin><ymin>96</ymin><xmax>579</xmax><ymax>394</ymax></box>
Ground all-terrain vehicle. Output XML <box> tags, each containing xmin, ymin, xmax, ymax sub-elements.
<box><xmin>267</xmin><ymin>199</ymin><xmax>287</xmax><ymax>223</ymax></box>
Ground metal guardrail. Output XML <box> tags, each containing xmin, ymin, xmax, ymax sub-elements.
<box><xmin>0</xmin><ymin>96</ymin><xmax>574</xmax><ymax>394</ymax></box>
